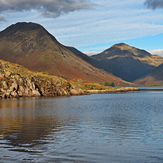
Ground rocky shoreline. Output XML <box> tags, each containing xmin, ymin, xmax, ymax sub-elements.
<box><xmin>0</xmin><ymin>69</ymin><xmax>138</xmax><ymax>99</ymax></box>
<box><xmin>0</xmin><ymin>62</ymin><xmax>85</xmax><ymax>99</ymax></box>
<box><xmin>0</xmin><ymin>60</ymin><xmax>138</xmax><ymax>99</ymax></box>
<box><xmin>0</xmin><ymin>71</ymin><xmax>138</xmax><ymax>99</ymax></box>
<box><xmin>0</xmin><ymin>79</ymin><xmax>86</xmax><ymax>99</ymax></box>
<box><xmin>0</xmin><ymin>86</ymin><xmax>139</xmax><ymax>99</ymax></box>
<box><xmin>86</xmin><ymin>87</ymin><xmax>139</xmax><ymax>94</ymax></box>
<box><xmin>0</xmin><ymin>73</ymin><xmax>86</xmax><ymax>99</ymax></box>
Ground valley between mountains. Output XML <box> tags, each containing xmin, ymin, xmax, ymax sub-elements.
<box><xmin>0</xmin><ymin>22</ymin><xmax>163</xmax><ymax>98</ymax></box>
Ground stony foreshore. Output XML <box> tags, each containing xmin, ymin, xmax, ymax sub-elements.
<box><xmin>0</xmin><ymin>64</ymin><xmax>85</xmax><ymax>99</ymax></box>
<box><xmin>86</xmin><ymin>87</ymin><xmax>139</xmax><ymax>94</ymax></box>
<box><xmin>0</xmin><ymin>81</ymin><xmax>138</xmax><ymax>99</ymax></box>
<box><xmin>0</xmin><ymin>76</ymin><xmax>138</xmax><ymax>99</ymax></box>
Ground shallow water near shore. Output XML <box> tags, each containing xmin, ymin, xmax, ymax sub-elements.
<box><xmin>1</xmin><ymin>90</ymin><xmax>163</xmax><ymax>163</ymax></box>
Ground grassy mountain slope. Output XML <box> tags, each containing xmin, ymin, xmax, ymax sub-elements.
<box><xmin>0</xmin><ymin>22</ymin><xmax>128</xmax><ymax>84</ymax></box>
<box><xmin>91</xmin><ymin>43</ymin><xmax>163</xmax><ymax>82</ymax></box>
<box><xmin>135</xmin><ymin>63</ymin><xmax>163</xmax><ymax>85</ymax></box>
<box><xmin>0</xmin><ymin>59</ymin><xmax>136</xmax><ymax>99</ymax></box>
<box><xmin>66</xmin><ymin>46</ymin><xmax>101</xmax><ymax>68</ymax></box>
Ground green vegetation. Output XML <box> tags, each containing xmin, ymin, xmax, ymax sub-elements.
<box><xmin>159</xmin><ymin>82</ymin><xmax>163</xmax><ymax>85</ymax></box>
<box><xmin>104</xmin><ymin>81</ymin><xmax>115</xmax><ymax>87</ymax></box>
<box><xmin>0</xmin><ymin>59</ymin><xmax>68</xmax><ymax>86</ymax></box>
<box><xmin>71</xmin><ymin>80</ymin><xmax>111</xmax><ymax>90</ymax></box>
<box><xmin>36</xmin><ymin>53</ymin><xmax>48</xmax><ymax>61</ymax></box>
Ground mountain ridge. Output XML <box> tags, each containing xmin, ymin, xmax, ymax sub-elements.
<box><xmin>135</xmin><ymin>63</ymin><xmax>163</xmax><ymax>85</ymax></box>
<box><xmin>0</xmin><ymin>22</ymin><xmax>128</xmax><ymax>84</ymax></box>
<box><xmin>91</xmin><ymin>43</ymin><xmax>163</xmax><ymax>82</ymax></box>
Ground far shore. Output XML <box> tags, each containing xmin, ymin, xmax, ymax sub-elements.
<box><xmin>86</xmin><ymin>87</ymin><xmax>139</xmax><ymax>94</ymax></box>
<box><xmin>0</xmin><ymin>87</ymin><xmax>139</xmax><ymax>99</ymax></box>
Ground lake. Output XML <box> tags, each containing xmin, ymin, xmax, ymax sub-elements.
<box><xmin>1</xmin><ymin>89</ymin><xmax>163</xmax><ymax>163</ymax></box>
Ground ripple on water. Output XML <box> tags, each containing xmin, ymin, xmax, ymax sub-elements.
<box><xmin>0</xmin><ymin>91</ymin><xmax>163</xmax><ymax>162</ymax></box>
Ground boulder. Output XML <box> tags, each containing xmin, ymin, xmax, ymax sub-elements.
<box><xmin>0</xmin><ymin>73</ymin><xmax>4</xmax><ymax>78</ymax></box>
<box><xmin>11</xmin><ymin>91</ymin><xmax>19</xmax><ymax>98</ymax></box>
<box><xmin>5</xmin><ymin>71</ymin><xmax>11</xmax><ymax>77</ymax></box>
<box><xmin>10</xmin><ymin>82</ymin><xmax>18</xmax><ymax>91</ymax></box>
<box><xmin>70</xmin><ymin>86</ymin><xmax>85</xmax><ymax>95</ymax></box>
<box><xmin>1</xmin><ymin>81</ymin><xmax>8</xmax><ymax>89</ymax></box>
<box><xmin>32</xmin><ymin>89</ymin><xmax>41</xmax><ymax>97</ymax></box>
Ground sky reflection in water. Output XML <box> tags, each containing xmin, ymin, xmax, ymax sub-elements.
<box><xmin>1</xmin><ymin>91</ymin><xmax>163</xmax><ymax>162</ymax></box>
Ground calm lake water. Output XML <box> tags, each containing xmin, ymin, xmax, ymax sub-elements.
<box><xmin>1</xmin><ymin>90</ymin><xmax>163</xmax><ymax>163</ymax></box>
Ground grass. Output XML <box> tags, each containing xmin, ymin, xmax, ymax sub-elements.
<box><xmin>36</xmin><ymin>53</ymin><xmax>48</xmax><ymax>61</ymax></box>
<box><xmin>0</xmin><ymin>59</ymin><xmax>68</xmax><ymax>86</ymax></box>
<box><xmin>0</xmin><ymin>59</ymin><xmax>131</xmax><ymax>92</ymax></box>
<box><xmin>71</xmin><ymin>80</ymin><xmax>112</xmax><ymax>90</ymax></box>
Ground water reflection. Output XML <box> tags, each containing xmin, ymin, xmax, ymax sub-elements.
<box><xmin>0</xmin><ymin>98</ymin><xmax>77</xmax><ymax>150</ymax></box>
<box><xmin>0</xmin><ymin>92</ymin><xmax>163</xmax><ymax>162</ymax></box>
<box><xmin>0</xmin><ymin>97</ymin><xmax>38</xmax><ymax>109</ymax></box>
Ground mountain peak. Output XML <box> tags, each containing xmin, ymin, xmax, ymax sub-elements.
<box><xmin>91</xmin><ymin>43</ymin><xmax>161</xmax><ymax>82</ymax></box>
<box><xmin>0</xmin><ymin>21</ymin><xmax>58</xmax><ymax>52</ymax></box>
<box><xmin>111</xmin><ymin>43</ymin><xmax>135</xmax><ymax>51</ymax></box>
<box><xmin>112</xmin><ymin>42</ymin><xmax>128</xmax><ymax>47</ymax></box>
<box><xmin>1</xmin><ymin>22</ymin><xmax>46</xmax><ymax>35</ymax></box>
<box><xmin>12</xmin><ymin>22</ymin><xmax>40</xmax><ymax>27</ymax></box>
<box><xmin>0</xmin><ymin>22</ymin><xmax>56</xmax><ymax>44</ymax></box>
<box><xmin>0</xmin><ymin>22</ymin><xmax>128</xmax><ymax>83</ymax></box>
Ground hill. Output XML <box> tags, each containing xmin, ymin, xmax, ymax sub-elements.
<box><xmin>0</xmin><ymin>59</ymin><xmax>86</xmax><ymax>98</ymax></box>
<box><xmin>91</xmin><ymin>43</ymin><xmax>163</xmax><ymax>82</ymax></box>
<box><xmin>135</xmin><ymin>63</ymin><xmax>163</xmax><ymax>85</ymax></box>
<box><xmin>0</xmin><ymin>59</ymin><xmax>137</xmax><ymax>99</ymax></box>
<box><xmin>0</xmin><ymin>22</ymin><xmax>127</xmax><ymax>84</ymax></box>
<box><xmin>65</xmin><ymin>46</ymin><xmax>100</xmax><ymax>68</ymax></box>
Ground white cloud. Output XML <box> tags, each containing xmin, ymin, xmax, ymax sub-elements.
<box><xmin>46</xmin><ymin>0</ymin><xmax>163</xmax><ymax>49</ymax></box>
<box><xmin>83</xmin><ymin>51</ymin><xmax>99</xmax><ymax>56</ymax></box>
<box><xmin>1</xmin><ymin>0</ymin><xmax>163</xmax><ymax>53</ymax></box>
<box><xmin>149</xmin><ymin>49</ymin><xmax>163</xmax><ymax>57</ymax></box>
<box><xmin>0</xmin><ymin>14</ymin><xmax>5</xmax><ymax>21</ymax></box>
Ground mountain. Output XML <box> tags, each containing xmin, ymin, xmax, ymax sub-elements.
<box><xmin>66</xmin><ymin>46</ymin><xmax>100</xmax><ymax>68</ymax></box>
<box><xmin>1</xmin><ymin>58</ymin><xmax>138</xmax><ymax>99</ymax></box>
<box><xmin>0</xmin><ymin>22</ymin><xmax>127</xmax><ymax>84</ymax></box>
<box><xmin>135</xmin><ymin>63</ymin><xmax>163</xmax><ymax>85</ymax></box>
<box><xmin>91</xmin><ymin>43</ymin><xmax>163</xmax><ymax>82</ymax></box>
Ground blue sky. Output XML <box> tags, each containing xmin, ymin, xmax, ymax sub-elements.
<box><xmin>0</xmin><ymin>0</ymin><xmax>163</xmax><ymax>56</ymax></box>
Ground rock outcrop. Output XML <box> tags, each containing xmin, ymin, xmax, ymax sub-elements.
<box><xmin>0</xmin><ymin>61</ymin><xmax>85</xmax><ymax>99</ymax></box>
<box><xmin>0</xmin><ymin>59</ymin><xmax>138</xmax><ymax>99</ymax></box>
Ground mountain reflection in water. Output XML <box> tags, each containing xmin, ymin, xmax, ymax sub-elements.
<box><xmin>1</xmin><ymin>92</ymin><xmax>163</xmax><ymax>163</ymax></box>
<box><xmin>0</xmin><ymin>97</ymin><xmax>74</xmax><ymax>148</ymax></box>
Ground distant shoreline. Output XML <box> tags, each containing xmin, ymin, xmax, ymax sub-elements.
<box><xmin>3</xmin><ymin>87</ymin><xmax>163</xmax><ymax>100</ymax></box>
<box><xmin>139</xmin><ymin>88</ymin><xmax>163</xmax><ymax>91</ymax></box>
<box><xmin>86</xmin><ymin>87</ymin><xmax>139</xmax><ymax>94</ymax></box>
<box><xmin>0</xmin><ymin>87</ymin><xmax>139</xmax><ymax>100</ymax></box>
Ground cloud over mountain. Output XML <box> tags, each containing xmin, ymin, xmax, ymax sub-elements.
<box><xmin>144</xmin><ymin>0</ymin><xmax>163</xmax><ymax>9</ymax></box>
<box><xmin>0</xmin><ymin>14</ymin><xmax>5</xmax><ymax>21</ymax></box>
<box><xmin>0</xmin><ymin>0</ymin><xmax>93</xmax><ymax>17</ymax></box>
<box><xmin>149</xmin><ymin>49</ymin><xmax>163</xmax><ymax>57</ymax></box>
